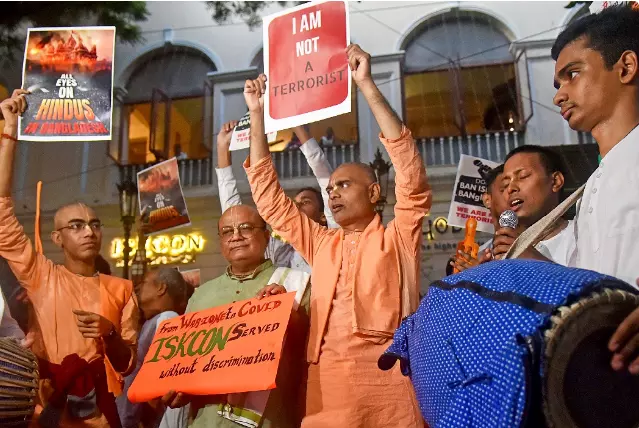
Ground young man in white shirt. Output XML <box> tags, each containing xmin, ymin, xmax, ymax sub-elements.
<box><xmin>215</xmin><ymin>121</ymin><xmax>337</xmax><ymax>274</ymax></box>
<box><xmin>526</xmin><ymin>5</ymin><xmax>639</xmax><ymax>375</ymax></box>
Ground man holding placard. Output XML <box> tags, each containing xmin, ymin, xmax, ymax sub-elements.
<box><xmin>0</xmin><ymin>90</ymin><xmax>138</xmax><ymax>427</ymax></box>
<box><xmin>161</xmin><ymin>204</ymin><xmax>311</xmax><ymax>428</ymax></box>
<box><xmin>243</xmin><ymin>44</ymin><xmax>429</xmax><ymax>427</ymax></box>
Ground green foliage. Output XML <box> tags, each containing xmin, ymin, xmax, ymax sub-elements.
<box><xmin>0</xmin><ymin>2</ymin><xmax>149</xmax><ymax>58</ymax></box>
<box><xmin>206</xmin><ymin>1</ymin><xmax>306</xmax><ymax>30</ymax></box>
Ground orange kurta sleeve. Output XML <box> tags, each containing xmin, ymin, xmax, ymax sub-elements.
<box><xmin>381</xmin><ymin>127</ymin><xmax>431</xmax><ymax>315</ymax></box>
<box><xmin>244</xmin><ymin>156</ymin><xmax>331</xmax><ymax>266</ymax></box>
<box><xmin>118</xmin><ymin>292</ymin><xmax>139</xmax><ymax>376</ymax></box>
<box><xmin>0</xmin><ymin>197</ymin><xmax>45</xmax><ymax>291</ymax></box>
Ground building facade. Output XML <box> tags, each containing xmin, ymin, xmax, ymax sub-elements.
<box><xmin>0</xmin><ymin>1</ymin><xmax>597</xmax><ymax>290</ymax></box>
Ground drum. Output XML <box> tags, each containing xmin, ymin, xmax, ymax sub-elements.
<box><xmin>0</xmin><ymin>337</ymin><xmax>39</xmax><ymax>426</ymax></box>
<box><xmin>378</xmin><ymin>260</ymin><xmax>639</xmax><ymax>428</ymax></box>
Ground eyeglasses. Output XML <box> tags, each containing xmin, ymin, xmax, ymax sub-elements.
<box><xmin>57</xmin><ymin>221</ymin><xmax>103</xmax><ymax>233</ymax></box>
<box><xmin>219</xmin><ymin>223</ymin><xmax>266</xmax><ymax>241</ymax></box>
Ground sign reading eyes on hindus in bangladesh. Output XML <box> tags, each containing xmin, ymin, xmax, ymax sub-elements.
<box><xmin>127</xmin><ymin>292</ymin><xmax>296</xmax><ymax>402</ymax></box>
<box><xmin>137</xmin><ymin>158</ymin><xmax>191</xmax><ymax>235</ymax></box>
<box><xmin>18</xmin><ymin>26</ymin><xmax>116</xmax><ymax>142</ymax></box>
<box><xmin>262</xmin><ymin>0</ymin><xmax>351</xmax><ymax>134</ymax></box>
<box><xmin>447</xmin><ymin>155</ymin><xmax>501</xmax><ymax>234</ymax></box>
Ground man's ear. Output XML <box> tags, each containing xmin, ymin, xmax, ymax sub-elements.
<box><xmin>157</xmin><ymin>282</ymin><xmax>168</xmax><ymax>297</ymax></box>
<box><xmin>618</xmin><ymin>50</ymin><xmax>638</xmax><ymax>85</ymax></box>
<box><xmin>551</xmin><ymin>171</ymin><xmax>565</xmax><ymax>193</ymax></box>
<box><xmin>369</xmin><ymin>182</ymin><xmax>381</xmax><ymax>205</ymax></box>
<box><xmin>481</xmin><ymin>193</ymin><xmax>492</xmax><ymax>210</ymax></box>
<box><xmin>51</xmin><ymin>231</ymin><xmax>63</xmax><ymax>249</ymax></box>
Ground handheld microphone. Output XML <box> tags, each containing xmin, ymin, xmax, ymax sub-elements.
<box><xmin>499</xmin><ymin>210</ymin><xmax>519</xmax><ymax>229</ymax></box>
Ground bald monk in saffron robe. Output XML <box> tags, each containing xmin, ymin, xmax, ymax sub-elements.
<box><xmin>242</xmin><ymin>45</ymin><xmax>431</xmax><ymax>427</ymax></box>
<box><xmin>0</xmin><ymin>90</ymin><xmax>138</xmax><ymax>427</ymax></box>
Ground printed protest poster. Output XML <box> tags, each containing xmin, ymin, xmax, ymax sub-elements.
<box><xmin>180</xmin><ymin>269</ymin><xmax>201</xmax><ymax>288</ymax></box>
<box><xmin>229</xmin><ymin>111</ymin><xmax>279</xmax><ymax>151</ymax></box>
<box><xmin>19</xmin><ymin>26</ymin><xmax>115</xmax><ymax>142</ymax></box>
<box><xmin>447</xmin><ymin>155</ymin><xmax>500</xmax><ymax>234</ymax></box>
<box><xmin>137</xmin><ymin>158</ymin><xmax>191</xmax><ymax>234</ymax></box>
<box><xmin>263</xmin><ymin>0</ymin><xmax>351</xmax><ymax>134</ymax></box>
<box><xmin>128</xmin><ymin>292</ymin><xmax>296</xmax><ymax>402</ymax></box>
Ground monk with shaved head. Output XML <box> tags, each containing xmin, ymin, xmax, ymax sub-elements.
<box><xmin>161</xmin><ymin>203</ymin><xmax>311</xmax><ymax>427</ymax></box>
<box><xmin>0</xmin><ymin>90</ymin><xmax>138</xmax><ymax>427</ymax></box>
<box><xmin>241</xmin><ymin>44</ymin><xmax>431</xmax><ymax>427</ymax></box>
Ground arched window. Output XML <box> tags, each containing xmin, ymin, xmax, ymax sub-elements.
<box><xmin>250</xmin><ymin>48</ymin><xmax>359</xmax><ymax>153</ymax></box>
<box><xmin>403</xmin><ymin>11</ymin><xmax>521</xmax><ymax>138</ymax></box>
<box><xmin>120</xmin><ymin>45</ymin><xmax>216</xmax><ymax>164</ymax></box>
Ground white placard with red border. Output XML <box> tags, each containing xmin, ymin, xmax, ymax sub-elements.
<box><xmin>447</xmin><ymin>155</ymin><xmax>500</xmax><ymax>234</ymax></box>
<box><xmin>262</xmin><ymin>0</ymin><xmax>351</xmax><ymax>134</ymax></box>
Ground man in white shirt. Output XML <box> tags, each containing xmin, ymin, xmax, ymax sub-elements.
<box><xmin>549</xmin><ymin>4</ymin><xmax>639</xmax><ymax>374</ymax></box>
<box><xmin>215</xmin><ymin>121</ymin><xmax>337</xmax><ymax>274</ymax></box>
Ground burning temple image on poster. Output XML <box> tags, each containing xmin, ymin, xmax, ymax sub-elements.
<box><xmin>18</xmin><ymin>26</ymin><xmax>115</xmax><ymax>142</ymax></box>
<box><xmin>137</xmin><ymin>158</ymin><xmax>191</xmax><ymax>234</ymax></box>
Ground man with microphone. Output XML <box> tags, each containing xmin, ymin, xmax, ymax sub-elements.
<box><xmin>454</xmin><ymin>145</ymin><xmax>575</xmax><ymax>272</ymax></box>
<box><xmin>490</xmin><ymin>145</ymin><xmax>575</xmax><ymax>263</ymax></box>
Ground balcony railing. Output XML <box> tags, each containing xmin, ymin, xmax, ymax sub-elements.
<box><xmin>117</xmin><ymin>132</ymin><xmax>597</xmax><ymax>189</ymax></box>
<box><xmin>417</xmin><ymin>131</ymin><xmax>524</xmax><ymax>166</ymax></box>
<box><xmin>271</xmin><ymin>143</ymin><xmax>359</xmax><ymax>179</ymax></box>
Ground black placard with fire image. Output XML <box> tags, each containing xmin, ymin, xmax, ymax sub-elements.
<box><xmin>18</xmin><ymin>26</ymin><xmax>115</xmax><ymax>142</ymax></box>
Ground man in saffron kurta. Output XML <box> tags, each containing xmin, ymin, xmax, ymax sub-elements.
<box><xmin>242</xmin><ymin>45</ymin><xmax>430</xmax><ymax>427</ymax></box>
<box><xmin>0</xmin><ymin>90</ymin><xmax>138</xmax><ymax>427</ymax></box>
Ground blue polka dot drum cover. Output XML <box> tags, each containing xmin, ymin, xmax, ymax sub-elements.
<box><xmin>379</xmin><ymin>260</ymin><xmax>639</xmax><ymax>428</ymax></box>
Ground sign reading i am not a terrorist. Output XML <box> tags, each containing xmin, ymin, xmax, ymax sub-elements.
<box><xmin>127</xmin><ymin>292</ymin><xmax>296</xmax><ymax>403</ymax></box>
<box><xmin>263</xmin><ymin>0</ymin><xmax>351</xmax><ymax>134</ymax></box>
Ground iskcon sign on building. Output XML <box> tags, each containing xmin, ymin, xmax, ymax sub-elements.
<box><xmin>110</xmin><ymin>233</ymin><xmax>206</xmax><ymax>267</ymax></box>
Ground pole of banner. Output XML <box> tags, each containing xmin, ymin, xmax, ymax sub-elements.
<box><xmin>35</xmin><ymin>181</ymin><xmax>43</xmax><ymax>254</ymax></box>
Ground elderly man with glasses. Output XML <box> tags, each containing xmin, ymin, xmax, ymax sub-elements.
<box><xmin>161</xmin><ymin>203</ymin><xmax>311</xmax><ymax>428</ymax></box>
<box><xmin>0</xmin><ymin>89</ymin><xmax>139</xmax><ymax>427</ymax></box>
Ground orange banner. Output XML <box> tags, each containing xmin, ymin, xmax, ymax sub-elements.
<box><xmin>128</xmin><ymin>292</ymin><xmax>296</xmax><ymax>403</ymax></box>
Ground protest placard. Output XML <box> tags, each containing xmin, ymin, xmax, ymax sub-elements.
<box><xmin>262</xmin><ymin>0</ymin><xmax>351</xmax><ymax>134</ymax></box>
<box><xmin>18</xmin><ymin>26</ymin><xmax>115</xmax><ymax>142</ymax></box>
<box><xmin>180</xmin><ymin>269</ymin><xmax>201</xmax><ymax>288</ymax></box>
<box><xmin>128</xmin><ymin>292</ymin><xmax>296</xmax><ymax>403</ymax></box>
<box><xmin>137</xmin><ymin>158</ymin><xmax>191</xmax><ymax>234</ymax></box>
<box><xmin>447</xmin><ymin>155</ymin><xmax>500</xmax><ymax>234</ymax></box>
<box><xmin>230</xmin><ymin>111</ymin><xmax>279</xmax><ymax>151</ymax></box>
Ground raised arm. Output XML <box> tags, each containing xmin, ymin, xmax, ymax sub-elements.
<box><xmin>215</xmin><ymin>121</ymin><xmax>242</xmax><ymax>213</ymax></box>
<box><xmin>294</xmin><ymin>125</ymin><xmax>336</xmax><ymax>228</ymax></box>
<box><xmin>243</xmin><ymin>76</ymin><xmax>330</xmax><ymax>264</ymax></box>
<box><xmin>347</xmin><ymin>45</ymin><xmax>431</xmax><ymax>252</ymax></box>
<box><xmin>0</xmin><ymin>90</ymin><xmax>43</xmax><ymax>290</ymax></box>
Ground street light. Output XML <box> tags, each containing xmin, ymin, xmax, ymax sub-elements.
<box><xmin>369</xmin><ymin>148</ymin><xmax>392</xmax><ymax>219</ymax></box>
<box><xmin>117</xmin><ymin>179</ymin><xmax>138</xmax><ymax>279</ymax></box>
